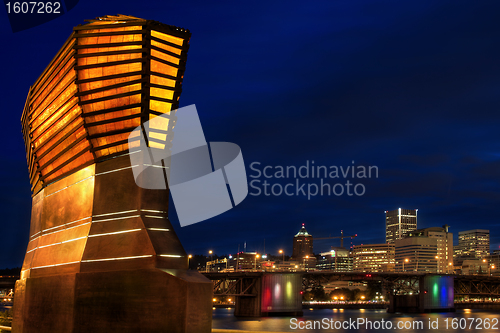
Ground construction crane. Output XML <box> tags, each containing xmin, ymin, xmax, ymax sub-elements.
<box><xmin>314</xmin><ymin>230</ymin><xmax>357</xmax><ymax>248</ymax></box>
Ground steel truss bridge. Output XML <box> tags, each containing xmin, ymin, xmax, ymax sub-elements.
<box><xmin>203</xmin><ymin>271</ymin><xmax>500</xmax><ymax>298</ymax></box>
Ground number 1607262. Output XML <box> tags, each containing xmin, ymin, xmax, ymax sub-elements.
<box><xmin>444</xmin><ymin>318</ymin><xmax>499</xmax><ymax>330</ymax></box>
<box><xmin>5</xmin><ymin>2</ymin><xmax>61</xmax><ymax>14</ymax></box>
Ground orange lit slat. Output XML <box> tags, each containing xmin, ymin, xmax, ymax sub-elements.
<box><xmin>78</xmin><ymin>33</ymin><xmax>142</xmax><ymax>46</ymax></box>
<box><xmin>80</xmin><ymin>93</ymin><xmax>142</xmax><ymax>114</ymax></box>
<box><xmin>41</xmin><ymin>139</ymin><xmax>90</xmax><ymax>172</ymax></box>
<box><xmin>87</xmin><ymin>117</ymin><xmax>141</xmax><ymax>137</ymax></box>
<box><xmin>150</xmin><ymin>75</ymin><xmax>175</xmax><ymax>87</ymax></box>
<box><xmin>150</xmin><ymin>87</ymin><xmax>174</xmax><ymax>101</ymax></box>
<box><xmin>31</xmin><ymin>68</ymin><xmax>77</xmax><ymax>123</ymax></box>
<box><xmin>150</xmin><ymin>100</ymin><xmax>172</xmax><ymax>113</ymax></box>
<box><xmin>31</xmin><ymin>84</ymin><xmax>78</xmax><ymax>132</ymax></box>
<box><xmin>151</xmin><ymin>30</ymin><xmax>184</xmax><ymax>46</ymax></box>
<box><xmin>46</xmin><ymin>152</ymin><xmax>94</xmax><ymax>183</ymax></box>
<box><xmin>90</xmin><ymin>132</ymin><xmax>132</xmax><ymax>150</ymax></box>
<box><xmin>32</xmin><ymin>97</ymin><xmax>79</xmax><ymax>142</ymax></box>
<box><xmin>79</xmin><ymin>83</ymin><xmax>142</xmax><ymax>103</ymax></box>
<box><xmin>78</xmin><ymin>44</ymin><xmax>143</xmax><ymax>55</ymax></box>
<box><xmin>31</xmin><ymin>54</ymin><xmax>76</xmax><ymax>111</ymax></box>
<box><xmin>79</xmin><ymin>26</ymin><xmax>143</xmax><ymax>34</ymax></box>
<box><xmin>77</xmin><ymin>52</ymin><xmax>142</xmax><ymax>67</ymax></box>
<box><xmin>30</xmin><ymin>37</ymin><xmax>76</xmax><ymax>100</ymax></box>
<box><xmin>85</xmin><ymin>107</ymin><xmax>141</xmax><ymax>125</ymax></box>
<box><xmin>35</xmin><ymin>114</ymin><xmax>82</xmax><ymax>157</ymax></box>
<box><xmin>151</xmin><ymin>49</ymin><xmax>180</xmax><ymax>65</ymax></box>
<box><xmin>42</xmin><ymin>149</ymin><xmax>94</xmax><ymax>183</ymax></box>
<box><xmin>78</xmin><ymin>74</ymin><xmax>142</xmax><ymax>93</ymax></box>
<box><xmin>38</xmin><ymin>126</ymin><xmax>88</xmax><ymax>167</ymax></box>
<box><xmin>150</xmin><ymin>60</ymin><xmax>178</xmax><ymax>77</ymax></box>
<box><xmin>78</xmin><ymin>62</ymin><xmax>142</xmax><ymax>81</ymax></box>
<box><xmin>151</xmin><ymin>40</ymin><xmax>182</xmax><ymax>55</ymax></box>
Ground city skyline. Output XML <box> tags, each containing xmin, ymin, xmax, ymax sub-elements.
<box><xmin>183</xmin><ymin>218</ymin><xmax>492</xmax><ymax>261</ymax></box>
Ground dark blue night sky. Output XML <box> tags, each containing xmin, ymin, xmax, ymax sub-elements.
<box><xmin>1</xmin><ymin>1</ymin><xmax>500</xmax><ymax>268</ymax></box>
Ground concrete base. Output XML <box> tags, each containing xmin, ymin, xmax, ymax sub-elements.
<box><xmin>12</xmin><ymin>269</ymin><xmax>212</xmax><ymax>333</ymax></box>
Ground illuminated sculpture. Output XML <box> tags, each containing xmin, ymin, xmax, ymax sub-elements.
<box><xmin>14</xmin><ymin>15</ymin><xmax>212</xmax><ymax>333</ymax></box>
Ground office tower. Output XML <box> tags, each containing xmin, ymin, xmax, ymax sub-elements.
<box><xmin>385</xmin><ymin>208</ymin><xmax>418</xmax><ymax>244</ymax></box>
<box><xmin>353</xmin><ymin>243</ymin><xmax>395</xmax><ymax>272</ymax></box>
<box><xmin>292</xmin><ymin>224</ymin><xmax>314</xmax><ymax>259</ymax></box>
<box><xmin>455</xmin><ymin>229</ymin><xmax>490</xmax><ymax>260</ymax></box>
<box><xmin>404</xmin><ymin>226</ymin><xmax>453</xmax><ymax>273</ymax></box>
<box><xmin>14</xmin><ymin>15</ymin><xmax>211</xmax><ymax>333</ymax></box>
<box><xmin>395</xmin><ymin>236</ymin><xmax>438</xmax><ymax>273</ymax></box>
<box><xmin>316</xmin><ymin>248</ymin><xmax>353</xmax><ymax>272</ymax></box>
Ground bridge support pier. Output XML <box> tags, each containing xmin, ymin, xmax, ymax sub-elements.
<box><xmin>236</xmin><ymin>273</ymin><xmax>303</xmax><ymax>317</ymax></box>
<box><xmin>209</xmin><ymin>272</ymin><xmax>303</xmax><ymax>317</ymax></box>
<box><xmin>388</xmin><ymin>275</ymin><xmax>455</xmax><ymax>313</ymax></box>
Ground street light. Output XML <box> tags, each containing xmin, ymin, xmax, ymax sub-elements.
<box><xmin>207</xmin><ymin>250</ymin><xmax>213</xmax><ymax>272</ymax></box>
<box><xmin>188</xmin><ymin>254</ymin><xmax>192</xmax><ymax>268</ymax></box>
<box><xmin>435</xmin><ymin>256</ymin><xmax>439</xmax><ymax>273</ymax></box>
<box><xmin>304</xmin><ymin>255</ymin><xmax>309</xmax><ymax>271</ymax></box>
<box><xmin>279</xmin><ymin>249</ymin><xmax>284</xmax><ymax>263</ymax></box>
<box><xmin>403</xmin><ymin>258</ymin><xmax>409</xmax><ymax>272</ymax></box>
<box><xmin>255</xmin><ymin>254</ymin><xmax>260</xmax><ymax>270</ymax></box>
<box><xmin>491</xmin><ymin>265</ymin><xmax>496</xmax><ymax>276</ymax></box>
<box><xmin>330</xmin><ymin>249</ymin><xmax>335</xmax><ymax>270</ymax></box>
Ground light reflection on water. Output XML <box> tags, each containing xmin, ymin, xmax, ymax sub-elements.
<box><xmin>213</xmin><ymin>308</ymin><xmax>500</xmax><ymax>332</ymax></box>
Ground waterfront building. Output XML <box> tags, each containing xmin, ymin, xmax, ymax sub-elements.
<box><xmin>455</xmin><ymin>229</ymin><xmax>490</xmax><ymax>262</ymax></box>
<box><xmin>353</xmin><ymin>243</ymin><xmax>395</xmax><ymax>272</ymax></box>
<box><xmin>395</xmin><ymin>236</ymin><xmax>438</xmax><ymax>273</ymax></box>
<box><xmin>234</xmin><ymin>252</ymin><xmax>261</xmax><ymax>270</ymax></box>
<box><xmin>316</xmin><ymin>247</ymin><xmax>353</xmax><ymax>272</ymax></box>
<box><xmin>460</xmin><ymin>259</ymin><xmax>488</xmax><ymax>275</ymax></box>
<box><xmin>405</xmin><ymin>226</ymin><xmax>453</xmax><ymax>273</ymax></box>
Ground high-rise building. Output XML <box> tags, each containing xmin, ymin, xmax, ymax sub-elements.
<box><xmin>405</xmin><ymin>226</ymin><xmax>453</xmax><ymax>273</ymax></box>
<box><xmin>455</xmin><ymin>229</ymin><xmax>490</xmax><ymax>261</ymax></box>
<box><xmin>385</xmin><ymin>208</ymin><xmax>418</xmax><ymax>244</ymax></box>
<box><xmin>353</xmin><ymin>243</ymin><xmax>395</xmax><ymax>272</ymax></box>
<box><xmin>316</xmin><ymin>247</ymin><xmax>352</xmax><ymax>272</ymax></box>
<box><xmin>395</xmin><ymin>236</ymin><xmax>438</xmax><ymax>273</ymax></box>
<box><xmin>292</xmin><ymin>224</ymin><xmax>314</xmax><ymax>259</ymax></box>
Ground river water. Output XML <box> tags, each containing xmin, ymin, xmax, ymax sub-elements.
<box><xmin>212</xmin><ymin>308</ymin><xmax>500</xmax><ymax>332</ymax></box>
